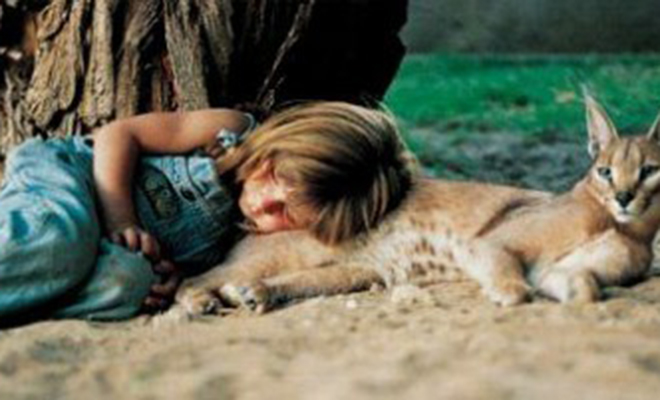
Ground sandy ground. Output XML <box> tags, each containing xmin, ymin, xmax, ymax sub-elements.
<box><xmin>2</xmin><ymin>133</ymin><xmax>660</xmax><ymax>400</ymax></box>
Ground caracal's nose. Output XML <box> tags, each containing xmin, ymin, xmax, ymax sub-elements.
<box><xmin>615</xmin><ymin>191</ymin><xmax>634</xmax><ymax>208</ymax></box>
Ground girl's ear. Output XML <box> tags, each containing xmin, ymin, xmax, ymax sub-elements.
<box><xmin>646</xmin><ymin>111</ymin><xmax>660</xmax><ymax>142</ymax></box>
<box><xmin>585</xmin><ymin>94</ymin><xmax>619</xmax><ymax>159</ymax></box>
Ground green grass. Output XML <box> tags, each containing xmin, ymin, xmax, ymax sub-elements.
<box><xmin>385</xmin><ymin>53</ymin><xmax>660</xmax><ymax>138</ymax></box>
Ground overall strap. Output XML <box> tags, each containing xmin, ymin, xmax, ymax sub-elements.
<box><xmin>215</xmin><ymin>112</ymin><xmax>257</xmax><ymax>151</ymax></box>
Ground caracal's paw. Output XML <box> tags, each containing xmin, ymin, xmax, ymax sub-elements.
<box><xmin>218</xmin><ymin>281</ymin><xmax>271</xmax><ymax>313</ymax></box>
<box><xmin>539</xmin><ymin>270</ymin><xmax>600</xmax><ymax>303</ymax></box>
<box><xmin>564</xmin><ymin>272</ymin><xmax>600</xmax><ymax>303</ymax></box>
<box><xmin>176</xmin><ymin>286</ymin><xmax>223</xmax><ymax>317</ymax></box>
<box><xmin>485</xmin><ymin>279</ymin><xmax>531</xmax><ymax>306</ymax></box>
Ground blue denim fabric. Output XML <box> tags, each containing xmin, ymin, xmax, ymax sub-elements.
<box><xmin>51</xmin><ymin>239</ymin><xmax>158</xmax><ymax>320</ymax></box>
<box><xmin>0</xmin><ymin>136</ymin><xmax>241</xmax><ymax>323</ymax></box>
<box><xmin>134</xmin><ymin>152</ymin><xmax>243</xmax><ymax>268</ymax></box>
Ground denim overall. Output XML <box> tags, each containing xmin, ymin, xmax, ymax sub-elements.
<box><xmin>0</xmin><ymin>136</ymin><xmax>242</xmax><ymax>323</ymax></box>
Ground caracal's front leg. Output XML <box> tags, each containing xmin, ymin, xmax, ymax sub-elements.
<box><xmin>174</xmin><ymin>231</ymin><xmax>339</xmax><ymax>317</ymax></box>
<box><xmin>451</xmin><ymin>238</ymin><xmax>530</xmax><ymax>306</ymax></box>
<box><xmin>220</xmin><ymin>263</ymin><xmax>384</xmax><ymax>312</ymax></box>
<box><xmin>533</xmin><ymin>231</ymin><xmax>651</xmax><ymax>303</ymax></box>
<box><xmin>175</xmin><ymin>266</ymin><xmax>237</xmax><ymax>317</ymax></box>
<box><xmin>175</xmin><ymin>252</ymin><xmax>286</xmax><ymax>316</ymax></box>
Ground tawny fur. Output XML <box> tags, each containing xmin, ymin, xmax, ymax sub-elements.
<box><xmin>173</xmin><ymin>98</ymin><xmax>660</xmax><ymax>316</ymax></box>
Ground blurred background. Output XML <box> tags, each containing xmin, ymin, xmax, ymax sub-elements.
<box><xmin>402</xmin><ymin>0</ymin><xmax>660</xmax><ymax>53</ymax></box>
<box><xmin>385</xmin><ymin>0</ymin><xmax>660</xmax><ymax>190</ymax></box>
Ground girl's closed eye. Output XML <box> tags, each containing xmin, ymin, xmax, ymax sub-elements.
<box><xmin>238</xmin><ymin>160</ymin><xmax>302</xmax><ymax>233</ymax></box>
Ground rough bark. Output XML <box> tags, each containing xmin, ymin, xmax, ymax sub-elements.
<box><xmin>0</xmin><ymin>0</ymin><xmax>40</xmax><ymax>150</ymax></box>
<box><xmin>79</xmin><ymin>0</ymin><xmax>117</xmax><ymax>127</ymax></box>
<box><xmin>0</xmin><ymin>0</ymin><xmax>408</xmax><ymax>155</ymax></box>
<box><xmin>115</xmin><ymin>0</ymin><xmax>161</xmax><ymax>117</ymax></box>
<box><xmin>196</xmin><ymin>0</ymin><xmax>233</xmax><ymax>102</ymax></box>
<box><xmin>164</xmin><ymin>0</ymin><xmax>210</xmax><ymax>110</ymax></box>
<box><xmin>26</xmin><ymin>0</ymin><xmax>88</xmax><ymax>134</ymax></box>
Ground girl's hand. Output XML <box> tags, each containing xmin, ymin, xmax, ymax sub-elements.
<box><xmin>108</xmin><ymin>227</ymin><xmax>181</xmax><ymax>314</ymax></box>
<box><xmin>110</xmin><ymin>225</ymin><xmax>161</xmax><ymax>262</ymax></box>
<box><xmin>142</xmin><ymin>259</ymin><xmax>183</xmax><ymax>314</ymax></box>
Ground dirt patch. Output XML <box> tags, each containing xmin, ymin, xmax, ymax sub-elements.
<box><xmin>2</xmin><ymin>133</ymin><xmax>660</xmax><ymax>400</ymax></box>
<box><xmin>2</xmin><ymin>279</ymin><xmax>660</xmax><ymax>400</ymax></box>
<box><xmin>411</xmin><ymin>129</ymin><xmax>591</xmax><ymax>192</ymax></box>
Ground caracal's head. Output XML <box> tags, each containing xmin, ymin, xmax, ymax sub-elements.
<box><xmin>585</xmin><ymin>95</ymin><xmax>660</xmax><ymax>225</ymax></box>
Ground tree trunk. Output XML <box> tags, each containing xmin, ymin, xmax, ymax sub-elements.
<box><xmin>0</xmin><ymin>0</ymin><xmax>407</xmax><ymax>157</ymax></box>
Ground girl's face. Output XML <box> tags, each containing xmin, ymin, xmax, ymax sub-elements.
<box><xmin>239</xmin><ymin>160</ymin><xmax>315</xmax><ymax>234</ymax></box>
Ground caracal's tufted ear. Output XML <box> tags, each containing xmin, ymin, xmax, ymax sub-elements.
<box><xmin>646</xmin><ymin>110</ymin><xmax>660</xmax><ymax>143</ymax></box>
<box><xmin>585</xmin><ymin>94</ymin><xmax>619</xmax><ymax>159</ymax></box>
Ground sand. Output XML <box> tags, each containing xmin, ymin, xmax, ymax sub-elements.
<box><xmin>2</xmin><ymin>279</ymin><xmax>660</xmax><ymax>400</ymax></box>
<box><xmin>1</xmin><ymin>133</ymin><xmax>660</xmax><ymax>400</ymax></box>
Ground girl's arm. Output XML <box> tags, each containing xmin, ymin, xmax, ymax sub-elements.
<box><xmin>93</xmin><ymin>109</ymin><xmax>252</xmax><ymax>239</ymax></box>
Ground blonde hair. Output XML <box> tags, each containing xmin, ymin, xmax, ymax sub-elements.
<box><xmin>218</xmin><ymin>102</ymin><xmax>417</xmax><ymax>244</ymax></box>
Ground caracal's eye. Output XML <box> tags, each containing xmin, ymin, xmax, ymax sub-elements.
<box><xmin>639</xmin><ymin>164</ymin><xmax>660</xmax><ymax>181</ymax></box>
<box><xmin>597</xmin><ymin>166</ymin><xmax>613</xmax><ymax>182</ymax></box>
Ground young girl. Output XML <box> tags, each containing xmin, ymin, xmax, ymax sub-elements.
<box><xmin>0</xmin><ymin>102</ymin><xmax>415</xmax><ymax>324</ymax></box>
